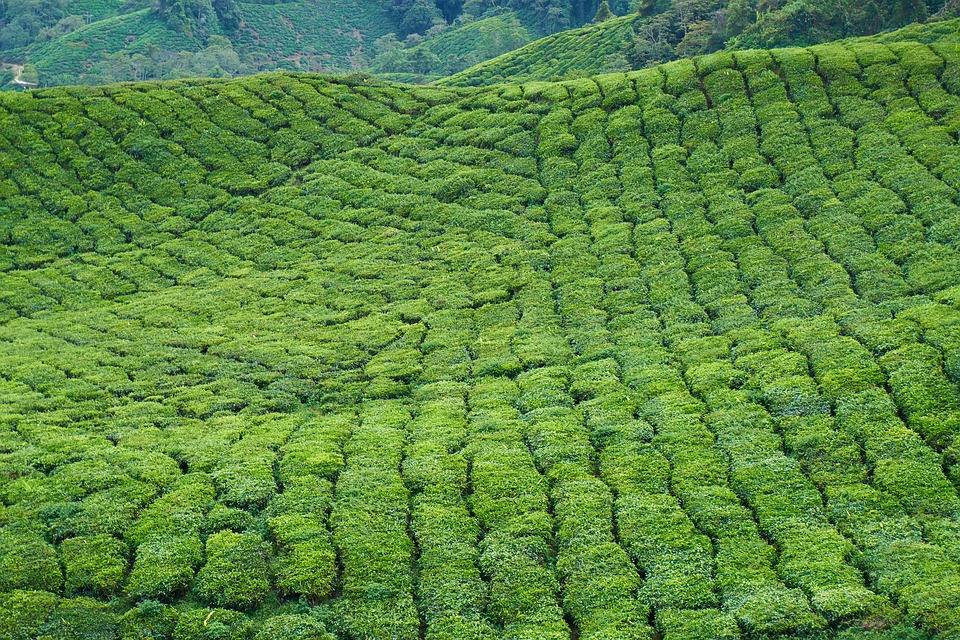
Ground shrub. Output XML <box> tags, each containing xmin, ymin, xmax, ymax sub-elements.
<box><xmin>194</xmin><ymin>531</ymin><xmax>271</xmax><ymax>610</ymax></box>
<box><xmin>40</xmin><ymin>596</ymin><xmax>120</xmax><ymax>640</ymax></box>
<box><xmin>120</xmin><ymin>601</ymin><xmax>180</xmax><ymax>640</ymax></box>
<box><xmin>254</xmin><ymin>615</ymin><xmax>335</xmax><ymax>640</ymax></box>
<box><xmin>0</xmin><ymin>590</ymin><xmax>59</xmax><ymax>640</ymax></box>
<box><xmin>0</xmin><ymin>530</ymin><xmax>62</xmax><ymax>592</ymax></box>
<box><xmin>61</xmin><ymin>534</ymin><xmax>128</xmax><ymax>596</ymax></box>
<box><xmin>172</xmin><ymin>609</ymin><xmax>251</xmax><ymax>640</ymax></box>
<box><xmin>126</xmin><ymin>535</ymin><xmax>203</xmax><ymax>601</ymax></box>
<box><xmin>269</xmin><ymin>514</ymin><xmax>335</xmax><ymax>601</ymax></box>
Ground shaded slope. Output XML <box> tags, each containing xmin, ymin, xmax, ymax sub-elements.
<box><xmin>6</xmin><ymin>0</ymin><xmax>395</xmax><ymax>86</ymax></box>
<box><xmin>440</xmin><ymin>12</ymin><xmax>641</xmax><ymax>86</ymax></box>
<box><xmin>21</xmin><ymin>9</ymin><xmax>198</xmax><ymax>83</ymax></box>
<box><xmin>443</xmin><ymin>13</ymin><xmax>960</xmax><ymax>87</ymax></box>
<box><xmin>373</xmin><ymin>12</ymin><xmax>533</xmax><ymax>83</ymax></box>
<box><xmin>3</xmin><ymin>26</ymin><xmax>960</xmax><ymax>639</ymax></box>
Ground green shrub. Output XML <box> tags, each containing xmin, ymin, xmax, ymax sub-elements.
<box><xmin>120</xmin><ymin>601</ymin><xmax>180</xmax><ymax>640</ymax></box>
<box><xmin>253</xmin><ymin>615</ymin><xmax>334</xmax><ymax>640</ymax></box>
<box><xmin>0</xmin><ymin>529</ymin><xmax>62</xmax><ymax>592</ymax></box>
<box><xmin>40</xmin><ymin>596</ymin><xmax>120</xmax><ymax>640</ymax></box>
<box><xmin>172</xmin><ymin>609</ymin><xmax>251</xmax><ymax>640</ymax></box>
<box><xmin>61</xmin><ymin>534</ymin><xmax>128</xmax><ymax>596</ymax></box>
<box><xmin>0</xmin><ymin>590</ymin><xmax>59</xmax><ymax>640</ymax></box>
<box><xmin>269</xmin><ymin>514</ymin><xmax>335</xmax><ymax>600</ymax></box>
<box><xmin>194</xmin><ymin>531</ymin><xmax>271</xmax><ymax>610</ymax></box>
<box><xmin>126</xmin><ymin>535</ymin><xmax>203</xmax><ymax>601</ymax></box>
<box><xmin>655</xmin><ymin>607</ymin><xmax>740</xmax><ymax>640</ymax></box>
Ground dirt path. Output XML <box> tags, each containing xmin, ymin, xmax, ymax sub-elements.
<box><xmin>2</xmin><ymin>63</ymin><xmax>38</xmax><ymax>88</ymax></box>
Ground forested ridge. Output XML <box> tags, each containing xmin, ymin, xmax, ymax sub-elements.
<box><xmin>0</xmin><ymin>0</ymin><xmax>610</xmax><ymax>89</ymax></box>
<box><xmin>4</xmin><ymin>17</ymin><xmax>960</xmax><ymax>640</ymax></box>
<box><xmin>1</xmin><ymin>0</ymin><xmax>958</xmax><ymax>88</ymax></box>
<box><xmin>443</xmin><ymin>1</ymin><xmax>960</xmax><ymax>85</ymax></box>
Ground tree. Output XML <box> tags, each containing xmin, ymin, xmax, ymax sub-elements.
<box><xmin>152</xmin><ymin>0</ymin><xmax>216</xmax><ymax>38</ymax></box>
<box><xmin>19</xmin><ymin>63</ymin><xmax>39</xmax><ymax>85</ymax></box>
<box><xmin>722</xmin><ymin>0</ymin><xmax>757</xmax><ymax>38</ymax></box>
<box><xmin>408</xmin><ymin>46</ymin><xmax>442</xmax><ymax>74</ymax></box>
<box><xmin>435</xmin><ymin>0</ymin><xmax>463</xmax><ymax>21</ymax></box>
<box><xmin>600</xmin><ymin>51</ymin><xmax>631</xmax><ymax>72</ymax></box>
<box><xmin>676</xmin><ymin>18</ymin><xmax>713</xmax><ymax>56</ymax></box>
<box><xmin>371</xmin><ymin>33</ymin><xmax>406</xmax><ymax>71</ymax></box>
<box><xmin>545</xmin><ymin>5</ymin><xmax>569</xmax><ymax>31</ymax></box>
<box><xmin>936</xmin><ymin>0</ymin><xmax>960</xmax><ymax>18</ymax></box>
<box><xmin>593</xmin><ymin>0</ymin><xmax>614</xmax><ymax>21</ymax></box>
<box><xmin>212</xmin><ymin>0</ymin><xmax>240</xmax><ymax>32</ymax></box>
<box><xmin>400</xmin><ymin>0</ymin><xmax>442</xmax><ymax>34</ymax></box>
<box><xmin>630</xmin><ymin>14</ymin><xmax>673</xmax><ymax>66</ymax></box>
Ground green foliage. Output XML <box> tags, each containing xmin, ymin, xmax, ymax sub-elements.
<box><xmin>0</xmin><ymin>530</ymin><xmax>62</xmax><ymax>592</ymax></box>
<box><xmin>120</xmin><ymin>601</ymin><xmax>180</xmax><ymax>640</ymax></box>
<box><xmin>254</xmin><ymin>615</ymin><xmax>335</xmax><ymax>640</ymax></box>
<box><xmin>0</xmin><ymin>590</ymin><xmax>59</xmax><ymax>640</ymax></box>
<box><xmin>446</xmin><ymin>4</ymin><xmax>955</xmax><ymax>86</ymax></box>
<box><xmin>61</xmin><ymin>535</ymin><xmax>128</xmax><ymax>596</ymax></box>
<box><xmin>593</xmin><ymin>0</ymin><xmax>614</xmax><ymax>21</ymax></box>
<box><xmin>172</xmin><ymin>609</ymin><xmax>251</xmax><ymax>640</ymax></box>
<box><xmin>126</xmin><ymin>535</ymin><xmax>203</xmax><ymax>601</ymax></box>
<box><xmin>194</xmin><ymin>531</ymin><xmax>271</xmax><ymax>609</ymax></box>
<box><xmin>442</xmin><ymin>13</ymin><xmax>642</xmax><ymax>85</ymax></box>
<box><xmin>1</xmin><ymin>20</ymin><xmax>960</xmax><ymax>640</ymax></box>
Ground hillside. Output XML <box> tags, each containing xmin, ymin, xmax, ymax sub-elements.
<box><xmin>1</xmin><ymin>0</ymin><xmax>397</xmax><ymax>87</ymax></box>
<box><xmin>0</xmin><ymin>0</ymin><xmax>613</xmax><ymax>88</ymax></box>
<box><xmin>441</xmin><ymin>12</ymin><xmax>642</xmax><ymax>86</ymax></box>
<box><xmin>444</xmin><ymin>12</ymin><xmax>960</xmax><ymax>86</ymax></box>
<box><xmin>371</xmin><ymin>13</ymin><xmax>533</xmax><ymax>83</ymax></box>
<box><xmin>4</xmin><ymin>22</ymin><xmax>960</xmax><ymax>640</ymax></box>
<box><xmin>4</xmin><ymin>0</ymin><xmax>955</xmax><ymax>89</ymax></box>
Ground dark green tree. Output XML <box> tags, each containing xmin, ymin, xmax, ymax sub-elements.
<box><xmin>400</xmin><ymin>0</ymin><xmax>441</xmax><ymax>34</ymax></box>
<box><xmin>593</xmin><ymin>0</ymin><xmax>614</xmax><ymax>21</ymax></box>
<box><xmin>152</xmin><ymin>0</ymin><xmax>215</xmax><ymax>38</ymax></box>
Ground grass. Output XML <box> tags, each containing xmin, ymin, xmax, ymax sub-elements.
<box><xmin>2</xmin><ymin>18</ymin><xmax>960</xmax><ymax>640</ymax></box>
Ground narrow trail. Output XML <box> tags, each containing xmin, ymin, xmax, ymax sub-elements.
<box><xmin>2</xmin><ymin>62</ymin><xmax>38</xmax><ymax>88</ymax></box>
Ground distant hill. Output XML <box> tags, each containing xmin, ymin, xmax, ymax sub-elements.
<box><xmin>0</xmin><ymin>0</ymin><xmax>612</xmax><ymax>88</ymax></box>
<box><xmin>1</xmin><ymin>0</ymin><xmax>396</xmax><ymax>87</ymax></box>
<box><xmin>441</xmin><ymin>12</ymin><xmax>641</xmax><ymax>86</ymax></box>
<box><xmin>4</xmin><ymin>0</ymin><xmax>957</xmax><ymax>89</ymax></box>
<box><xmin>445</xmin><ymin>2</ymin><xmax>960</xmax><ymax>86</ymax></box>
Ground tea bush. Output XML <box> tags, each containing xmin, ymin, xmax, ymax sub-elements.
<box><xmin>2</xmin><ymin>19</ymin><xmax>960</xmax><ymax>640</ymax></box>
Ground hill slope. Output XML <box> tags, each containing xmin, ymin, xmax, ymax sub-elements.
<box><xmin>0</xmin><ymin>0</ymin><xmax>608</xmax><ymax>88</ymax></box>
<box><xmin>5</xmin><ymin>0</ymin><xmax>396</xmax><ymax>87</ymax></box>
<box><xmin>445</xmin><ymin>13</ymin><xmax>960</xmax><ymax>86</ymax></box>
<box><xmin>441</xmin><ymin>12</ymin><xmax>642</xmax><ymax>86</ymax></box>
<box><xmin>4</xmin><ymin>26</ymin><xmax>960</xmax><ymax>639</ymax></box>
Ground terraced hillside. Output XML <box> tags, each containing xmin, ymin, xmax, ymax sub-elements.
<box><xmin>3</xmin><ymin>26</ymin><xmax>960</xmax><ymax>640</ymax></box>
<box><xmin>441</xmin><ymin>12</ymin><xmax>641</xmax><ymax>86</ymax></box>
<box><xmin>444</xmin><ymin>15</ymin><xmax>960</xmax><ymax>86</ymax></box>
<box><xmin>8</xmin><ymin>0</ymin><xmax>396</xmax><ymax>87</ymax></box>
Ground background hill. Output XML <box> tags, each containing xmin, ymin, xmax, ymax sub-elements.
<box><xmin>3</xmin><ymin>18</ymin><xmax>960</xmax><ymax>640</ymax></box>
<box><xmin>443</xmin><ymin>2</ymin><xmax>960</xmax><ymax>85</ymax></box>
<box><xmin>1</xmin><ymin>0</ymin><xmax>958</xmax><ymax>88</ymax></box>
<box><xmin>0</xmin><ymin>0</ymin><xmax>611</xmax><ymax>87</ymax></box>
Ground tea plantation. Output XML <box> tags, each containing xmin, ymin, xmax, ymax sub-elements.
<box><xmin>441</xmin><ymin>12</ymin><xmax>643</xmax><ymax>86</ymax></box>
<box><xmin>444</xmin><ymin>13</ymin><xmax>960</xmax><ymax>87</ymax></box>
<box><xmin>3</xmin><ymin>20</ymin><xmax>960</xmax><ymax>640</ymax></box>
